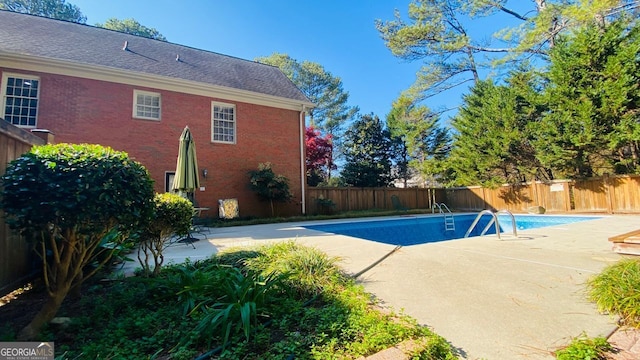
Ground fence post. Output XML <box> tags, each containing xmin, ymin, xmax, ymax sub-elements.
<box><xmin>346</xmin><ymin>187</ymin><xmax>350</xmax><ymax>212</ymax></box>
<box><xmin>482</xmin><ymin>187</ymin><xmax>488</xmax><ymax>209</ymax></box>
<box><xmin>383</xmin><ymin>188</ymin><xmax>387</xmax><ymax>210</ymax></box>
<box><xmin>564</xmin><ymin>182</ymin><xmax>572</xmax><ymax>212</ymax></box>
<box><xmin>604</xmin><ymin>174</ymin><xmax>614</xmax><ymax>214</ymax></box>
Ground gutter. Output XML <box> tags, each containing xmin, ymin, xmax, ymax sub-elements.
<box><xmin>299</xmin><ymin>106</ymin><xmax>307</xmax><ymax>215</ymax></box>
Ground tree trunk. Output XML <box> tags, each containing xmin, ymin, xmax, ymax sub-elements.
<box><xmin>18</xmin><ymin>283</ymin><xmax>70</xmax><ymax>340</ymax></box>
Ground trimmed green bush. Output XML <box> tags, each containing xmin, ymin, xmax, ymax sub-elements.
<box><xmin>138</xmin><ymin>192</ymin><xmax>194</xmax><ymax>276</ymax></box>
<box><xmin>1</xmin><ymin>143</ymin><xmax>154</xmax><ymax>339</ymax></box>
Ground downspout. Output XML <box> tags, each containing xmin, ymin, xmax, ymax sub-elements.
<box><xmin>299</xmin><ymin>106</ymin><xmax>307</xmax><ymax>215</ymax></box>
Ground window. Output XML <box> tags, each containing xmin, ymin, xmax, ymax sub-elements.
<box><xmin>133</xmin><ymin>90</ymin><xmax>161</xmax><ymax>120</ymax></box>
<box><xmin>2</xmin><ymin>73</ymin><xmax>40</xmax><ymax>127</ymax></box>
<box><xmin>165</xmin><ymin>172</ymin><xmax>175</xmax><ymax>193</ymax></box>
<box><xmin>212</xmin><ymin>102</ymin><xmax>235</xmax><ymax>143</ymax></box>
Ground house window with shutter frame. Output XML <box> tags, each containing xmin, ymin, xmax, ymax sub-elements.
<box><xmin>1</xmin><ymin>73</ymin><xmax>40</xmax><ymax>127</ymax></box>
<box><xmin>211</xmin><ymin>102</ymin><xmax>235</xmax><ymax>144</ymax></box>
<box><xmin>133</xmin><ymin>90</ymin><xmax>161</xmax><ymax>120</ymax></box>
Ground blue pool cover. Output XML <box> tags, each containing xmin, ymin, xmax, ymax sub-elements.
<box><xmin>303</xmin><ymin>214</ymin><xmax>601</xmax><ymax>246</ymax></box>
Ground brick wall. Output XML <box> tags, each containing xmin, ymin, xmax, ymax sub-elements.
<box><xmin>1</xmin><ymin>68</ymin><xmax>304</xmax><ymax>217</ymax></box>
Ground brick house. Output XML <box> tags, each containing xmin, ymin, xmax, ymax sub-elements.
<box><xmin>0</xmin><ymin>11</ymin><xmax>314</xmax><ymax>217</ymax></box>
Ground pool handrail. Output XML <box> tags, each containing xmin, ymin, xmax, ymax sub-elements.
<box><xmin>464</xmin><ymin>209</ymin><xmax>517</xmax><ymax>240</ymax></box>
<box><xmin>431</xmin><ymin>202</ymin><xmax>455</xmax><ymax>231</ymax></box>
<box><xmin>496</xmin><ymin>209</ymin><xmax>518</xmax><ymax>238</ymax></box>
<box><xmin>465</xmin><ymin>210</ymin><xmax>501</xmax><ymax>239</ymax></box>
<box><xmin>431</xmin><ymin>202</ymin><xmax>452</xmax><ymax>214</ymax></box>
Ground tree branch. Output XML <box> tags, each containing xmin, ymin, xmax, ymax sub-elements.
<box><xmin>415</xmin><ymin>78</ymin><xmax>476</xmax><ymax>101</ymax></box>
<box><xmin>468</xmin><ymin>45</ymin><xmax>515</xmax><ymax>53</ymax></box>
<box><xmin>495</xmin><ymin>3</ymin><xmax>529</xmax><ymax>21</ymax></box>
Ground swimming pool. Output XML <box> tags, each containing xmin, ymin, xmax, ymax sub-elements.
<box><xmin>303</xmin><ymin>214</ymin><xmax>601</xmax><ymax>246</ymax></box>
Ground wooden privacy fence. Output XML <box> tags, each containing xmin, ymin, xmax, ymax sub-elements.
<box><xmin>306</xmin><ymin>187</ymin><xmax>446</xmax><ymax>214</ymax></box>
<box><xmin>445</xmin><ymin>175</ymin><xmax>640</xmax><ymax>214</ymax></box>
<box><xmin>0</xmin><ymin>121</ymin><xmax>47</xmax><ymax>292</ymax></box>
<box><xmin>307</xmin><ymin>174</ymin><xmax>640</xmax><ymax>215</ymax></box>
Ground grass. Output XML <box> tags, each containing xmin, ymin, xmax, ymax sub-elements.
<box><xmin>4</xmin><ymin>241</ymin><xmax>458</xmax><ymax>359</ymax></box>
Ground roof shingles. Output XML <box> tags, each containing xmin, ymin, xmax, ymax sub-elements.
<box><xmin>0</xmin><ymin>10</ymin><xmax>311</xmax><ymax>104</ymax></box>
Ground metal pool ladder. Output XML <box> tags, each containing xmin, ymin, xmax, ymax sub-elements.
<box><xmin>464</xmin><ymin>209</ymin><xmax>518</xmax><ymax>240</ymax></box>
<box><xmin>432</xmin><ymin>202</ymin><xmax>455</xmax><ymax>231</ymax></box>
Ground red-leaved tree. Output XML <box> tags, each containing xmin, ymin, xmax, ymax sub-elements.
<box><xmin>305</xmin><ymin>126</ymin><xmax>334</xmax><ymax>186</ymax></box>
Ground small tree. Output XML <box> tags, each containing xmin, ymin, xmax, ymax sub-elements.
<box><xmin>305</xmin><ymin>126</ymin><xmax>334</xmax><ymax>186</ymax></box>
<box><xmin>1</xmin><ymin>143</ymin><xmax>154</xmax><ymax>339</ymax></box>
<box><xmin>248</xmin><ymin>163</ymin><xmax>293</xmax><ymax>217</ymax></box>
<box><xmin>138</xmin><ymin>193</ymin><xmax>193</xmax><ymax>276</ymax></box>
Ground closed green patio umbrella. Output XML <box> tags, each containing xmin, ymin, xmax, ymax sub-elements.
<box><xmin>172</xmin><ymin>126</ymin><xmax>200</xmax><ymax>202</ymax></box>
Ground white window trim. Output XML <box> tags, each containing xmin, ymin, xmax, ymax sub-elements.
<box><xmin>1</xmin><ymin>72</ymin><xmax>40</xmax><ymax>128</ymax></box>
<box><xmin>165</xmin><ymin>171</ymin><xmax>175</xmax><ymax>193</ymax></box>
<box><xmin>211</xmin><ymin>101</ymin><xmax>236</xmax><ymax>144</ymax></box>
<box><xmin>133</xmin><ymin>89</ymin><xmax>161</xmax><ymax>120</ymax></box>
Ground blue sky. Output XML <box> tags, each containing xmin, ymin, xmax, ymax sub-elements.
<box><xmin>71</xmin><ymin>0</ymin><xmax>519</xmax><ymax>125</ymax></box>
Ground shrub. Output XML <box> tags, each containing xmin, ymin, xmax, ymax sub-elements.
<box><xmin>1</xmin><ymin>143</ymin><xmax>154</xmax><ymax>339</ymax></box>
<box><xmin>138</xmin><ymin>193</ymin><xmax>194</xmax><ymax>276</ymax></box>
<box><xmin>315</xmin><ymin>196</ymin><xmax>336</xmax><ymax>215</ymax></box>
<box><xmin>248</xmin><ymin>162</ymin><xmax>293</xmax><ymax>217</ymax></box>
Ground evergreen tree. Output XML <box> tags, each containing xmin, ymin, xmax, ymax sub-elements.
<box><xmin>386</xmin><ymin>94</ymin><xmax>450</xmax><ymax>187</ymax></box>
<box><xmin>448</xmin><ymin>70</ymin><xmax>545</xmax><ymax>187</ymax></box>
<box><xmin>341</xmin><ymin>114</ymin><xmax>394</xmax><ymax>187</ymax></box>
<box><xmin>535</xmin><ymin>19</ymin><xmax>640</xmax><ymax>177</ymax></box>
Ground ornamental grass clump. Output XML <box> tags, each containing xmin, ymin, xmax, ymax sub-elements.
<box><xmin>240</xmin><ymin>241</ymin><xmax>344</xmax><ymax>297</ymax></box>
<box><xmin>587</xmin><ymin>258</ymin><xmax>640</xmax><ymax>327</ymax></box>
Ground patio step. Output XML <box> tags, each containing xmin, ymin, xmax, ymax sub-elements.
<box><xmin>609</xmin><ymin>229</ymin><xmax>640</xmax><ymax>255</ymax></box>
<box><xmin>612</xmin><ymin>243</ymin><xmax>640</xmax><ymax>256</ymax></box>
